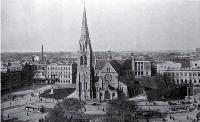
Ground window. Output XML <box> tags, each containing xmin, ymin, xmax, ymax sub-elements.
<box><xmin>177</xmin><ymin>79</ymin><xmax>179</xmax><ymax>84</ymax></box>
<box><xmin>194</xmin><ymin>80</ymin><xmax>196</xmax><ymax>83</ymax></box>
<box><xmin>172</xmin><ymin>79</ymin><xmax>175</xmax><ymax>83</ymax></box>
<box><xmin>112</xmin><ymin>93</ymin><xmax>115</xmax><ymax>97</ymax></box>
<box><xmin>135</xmin><ymin>62</ymin><xmax>137</xmax><ymax>70</ymax></box>
<box><xmin>181</xmin><ymin>79</ymin><xmax>183</xmax><ymax>83</ymax></box>
<box><xmin>84</xmin><ymin>56</ymin><xmax>87</xmax><ymax>65</ymax></box>
<box><xmin>141</xmin><ymin>71</ymin><xmax>143</xmax><ymax>76</ymax></box>
<box><xmin>107</xmin><ymin>68</ymin><xmax>109</xmax><ymax>72</ymax></box>
<box><xmin>82</xmin><ymin>45</ymin><xmax>85</xmax><ymax>52</ymax></box>
<box><xmin>185</xmin><ymin>79</ymin><xmax>187</xmax><ymax>84</ymax></box>
<box><xmin>80</xmin><ymin>56</ymin><xmax>83</xmax><ymax>65</ymax></box>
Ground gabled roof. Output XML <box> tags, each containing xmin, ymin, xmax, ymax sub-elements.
<box><xmin>95</xmin><ymin>59</ymin><xmax>110</xmax><ymax>70</ymax></box>
<box><xmin>110</xmin><ymin>60</ymin><xmax>122</xmax><ymax>75</ymax></box>
<box><xmin>95</xmin><ymin>59</ymin><xmax>132</xmax><ymax>75</ymax></box>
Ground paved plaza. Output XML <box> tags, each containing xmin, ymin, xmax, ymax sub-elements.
<box><xmin>1</xmin><ymin>85</ymin><xmax>54</xmax><ymax>122</ymax></box>
<box><xmin>1</xmin><ymin>85</ymin><xmax>107</xmax><ymax>122</ymax></box>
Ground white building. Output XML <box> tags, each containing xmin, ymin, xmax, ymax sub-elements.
<box><xmin>162</xmin><ymin>68</ymin><xmax>200</xmax><ymax>85</ymax></box>
<box><xmin>46</xmin><ymin>63</ymin><xmax>76</xmax><ymax>84</ymax></box>
<box><xmin>156</xmin><ymin>61</ymin><xmax>182</xmax><ymax>74</ymax></box>
<box><xmin>132</xmin><ymin>60</ymin><xmax>151</xmax><ymax>78</ymax></box>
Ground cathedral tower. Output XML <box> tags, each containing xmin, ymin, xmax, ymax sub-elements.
<box><xmin>76</xmin><ymin>6</ymin><xmax>94</xmax><ymax>100</ymax></box>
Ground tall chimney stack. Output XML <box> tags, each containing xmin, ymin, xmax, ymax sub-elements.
<box><xmin>41</xmin><ymin>45</ymin><xmax>43</xmax><ymax>63</ymax></box>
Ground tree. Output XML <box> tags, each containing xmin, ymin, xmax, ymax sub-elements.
<box><xmin>45</xmin><ymin>98</ymin><xmax>86</xmax><ymax>122</ymax></box>
<box><xmin>106</xmin><ymin>98</ymin><xmax>137</xmax><ymax>122</ymax></box>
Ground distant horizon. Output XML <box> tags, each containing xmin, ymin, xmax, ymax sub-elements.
<box><xmin>1</xmin><ymin>48</ymin><xmax>197</xmax><ymax>54</ymax></box>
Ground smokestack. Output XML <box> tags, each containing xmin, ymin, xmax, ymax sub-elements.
<box><xmin>129</xmin><ymin>52</ymin><xmax>135</xmax><ymax>60</ymax></box>
<box><xmin>42</xmin><ymin>45</ymin><xmax>43</xmax><ymax>63</ymax></box>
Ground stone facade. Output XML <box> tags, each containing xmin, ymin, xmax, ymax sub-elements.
<box><xmin>95</xmin><ymin>60</ymin><xmax>129</xmax><ymax>102</ymax></box>
<box><xmin>76</xmin><ymin>7</ymin><xmax>95</xmax><ymax>101</ymax></box>
<box><xmin>162</xmin><ymin>69</ymin><xmax>200</xmax><ymax>85</ymax></box>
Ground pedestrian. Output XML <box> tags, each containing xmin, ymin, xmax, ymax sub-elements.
<box><xmin>8</xmin><ymin>114</ymin><xmax>9</xmax><ymax>118</ymax></box>
<box><xmin>27</xmin><ymin>112</ymin><xmax>28</xmax><ymax>116</ymax></box>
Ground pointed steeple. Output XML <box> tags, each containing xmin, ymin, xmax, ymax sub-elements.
<box><xmin>79</xmin><ymin>4</ymin><xmax>92</xmax><ymax>53</ymax></box>
<box><xmin>81</xmin><ymin>6</ymin><xmax>88</xmax><ymax>35</ymax></box>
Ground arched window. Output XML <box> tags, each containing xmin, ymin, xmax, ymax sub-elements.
<box><xmin>82</xmin><ymin>45</ymin><xmax>85</xmax><ymax>52</ymax></box>
<box><xmin>84</xmin><ymin>56</ymin><xmax>87</xmax><ymax>65</ymax></box>
<box><xmin>80</xmin><ymin>56</ymin><xmax>83</xmax><ymax>65</ymax></box>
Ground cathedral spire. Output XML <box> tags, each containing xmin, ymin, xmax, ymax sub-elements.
<box><xmin>81</xmin><ymin>5</ymin><xmax>89</xmax><ymax>38</ymax></box>
<box><xmin>79</xmin><ymin>2</ymin><xmax>92</xmax><ymax>53</ymax></box>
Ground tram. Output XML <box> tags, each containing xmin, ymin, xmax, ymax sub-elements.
<box><xmin>25</xmin><ymin>104</ymin><xmax>44</xmax><ymax>113</ymax></box>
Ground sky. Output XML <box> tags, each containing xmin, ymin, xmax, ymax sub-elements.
<box><xmin>1</xmin><ymin>0</ymin><xmax>200</xmax><ymax>52</ymax></box>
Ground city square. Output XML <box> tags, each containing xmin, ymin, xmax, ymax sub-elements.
<box><xmin>1</xmin><ymin>0</ymin><xmax>200</xmax><ymax>122</ymax></box>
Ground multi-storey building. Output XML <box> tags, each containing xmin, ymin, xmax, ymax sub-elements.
<box><xmin>161</xmin><ymin>68</ymin><xmax>200</xmax><ymax>85</ymax></box>
<box><xmin>132</xmin><ymin>59</ymin><xmax>151</xmax><ymax>78</ymax></box>
<box><xmin>7</xmin><ymin>61</ymin><xmax>22</xmax><ymax>72</ymax></box>
<box><xmin>46</xmin><ymin>62</ymin><xmax>76</xmax><ymax>84</ymax></box>
<box><xmin>156</xmin><ymin>61</ymin><xmax>182</xmax><ymax>73</ymax></box>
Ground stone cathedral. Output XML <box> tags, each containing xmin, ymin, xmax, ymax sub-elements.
<box><xmin>76</xmin><ymin>6</ymin><xmax>95</xmax><ymax>101</ymax></box>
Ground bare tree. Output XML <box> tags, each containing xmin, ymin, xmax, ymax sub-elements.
<box><xmin>45</xmin><ymin>98</ymin><xmax>86</xmax><ymax>122</ymax></box>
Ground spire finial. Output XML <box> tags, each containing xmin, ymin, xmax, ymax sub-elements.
<box><xmin>83</xmin><ymin>0</ymin><xmax>86</xmax><ymax>8</ymax></box>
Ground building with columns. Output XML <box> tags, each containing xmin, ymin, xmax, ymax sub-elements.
<box><xmin>76</xmin><ymin>6</ymin><xmax>95</xmax><ymax>101</ymax></box>
<box><xmin>157</xmin><ymin>60</ymin><xmax>200</xmax><ymax>85</ymax></box>
<box><xmin>161</xmin><ymin>69</ymin><xmax>200</xmax><ymax>85</ymax></box>
<box><xmin>132</xmin><ymin>59</ymin><xmax>151</xmax><ymax>78</ymax></box>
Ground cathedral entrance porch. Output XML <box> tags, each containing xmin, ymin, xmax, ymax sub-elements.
<box><xmin>104</xmin><ymin>91</ymin><xmax>110</xmax><ymax>100</ymax></box>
